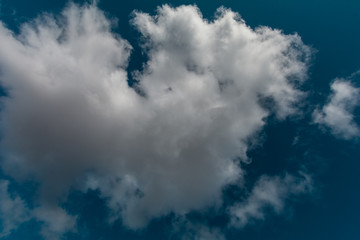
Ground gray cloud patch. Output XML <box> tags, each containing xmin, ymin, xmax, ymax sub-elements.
<box><xmin>0</xmin><ymin>180</ymin><xmax>30</xmax><ymax>237</ymax></box>
<box><xmin>0</xmin><ymin>179</ymin><xmax>75</xmax><ymax>239</ymax></box>
<box><xmin>0</xmin><ymin>2</ymin><xmax>312</xmax><ymax>232</ymax></box>
<box><xmin>172</xmin><ymin>216</ymin><xmax>226</xmax><ymax>240</ymax></box>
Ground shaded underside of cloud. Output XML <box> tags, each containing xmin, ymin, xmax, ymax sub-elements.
<box><xmin>0</xmin><ymin>2</ymin><xmax>314</xmax><ymax>238</ymax></box>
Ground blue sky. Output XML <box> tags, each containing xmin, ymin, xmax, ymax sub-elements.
<box><xmin>0</xmin><ymin>0</ymin><xmax>359</xmax><ymax>239</ymax></box>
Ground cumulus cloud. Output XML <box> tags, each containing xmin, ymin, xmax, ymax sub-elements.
<box><xmin>313</xmin><ymin>74</ymin><xmax>360</xmax><ymax>140</ymax></box>
<box><xmin>230</xmin><ymin>172</ymin><xmax>312</xmax><ymax>227</ymax></box>
<box><xmin>0</xmin><ymin>2</ymin><xmax>311</xmax><ymax>230</ymax></box>
<box><xmin>0</xmin><ymin>180</ymin><xmax>30</xmax><ymax>237</ymax></box>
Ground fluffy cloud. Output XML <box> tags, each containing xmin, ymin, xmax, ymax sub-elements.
<box><xmin>229</xmin><ymin>172</ymin><xmax>312</xmax><ymax>227</ymax></box>
<box><xmin>0</xmin><ymin>180</ymin><xmax>30</xmax><ymax>237</ymax></box>
<box><xmin>313</xmin><ymin>74</ymin><xmax>360</xmax><ymax>140</ymax></box>
<box><xmin>33</xmin><ymin>206</ymin><xmax>77</xmax><ymax>240</ymax></box>
<box><xmin>0</xmin><ymin>2</ymin><xmax>311</xmax><ymax>231</ymax></box>
<box><xmin>0</xmin><ymin>179</ymin><xmax>75</xmax><ymax>239</ymax></box>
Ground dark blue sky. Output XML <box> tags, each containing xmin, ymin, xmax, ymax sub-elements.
<box><xmin>0</xmin><ymin>0</ymin><xmax>359</xmax><ymax>239</ymax></box>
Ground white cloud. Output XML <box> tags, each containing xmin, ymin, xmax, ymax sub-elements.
<box><xmin>0</xmin><ymin>3</ymin><xmax>311</xmax><ymax>230</ymax></box>
<box><xmin>229</xmin><ymin>172</ymin><xmax>312</xmax><ymax>227</ymax></box>
<box><xmin>313</xmin><ymin>75</ymin><xmax>360</xmax><ymax>140</ymax></box>
<box><xmin>0</xmin><ymin>180</ymin><xmax>30</xmax><ymax>237</ymax></box>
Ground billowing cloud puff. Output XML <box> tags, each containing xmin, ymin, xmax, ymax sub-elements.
<box><xmin>229</xmin><ymin>172</ymin><xmax>312</xmax><ymax>227</ymax></box>
<box><xmin>313</xmin><ymin>74</ymin><xmax>360</xmax><ymax>140</ymax></box>
<box><xmin>0</xmin><ymin>2</ymin><xmax>311</xmax><ymax>231</ymax></box>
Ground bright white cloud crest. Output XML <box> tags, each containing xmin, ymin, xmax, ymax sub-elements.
<box><xmin>0</xmin><ymin>2</ymin><xmax>311</xmax><ymax>234</ymax></box>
